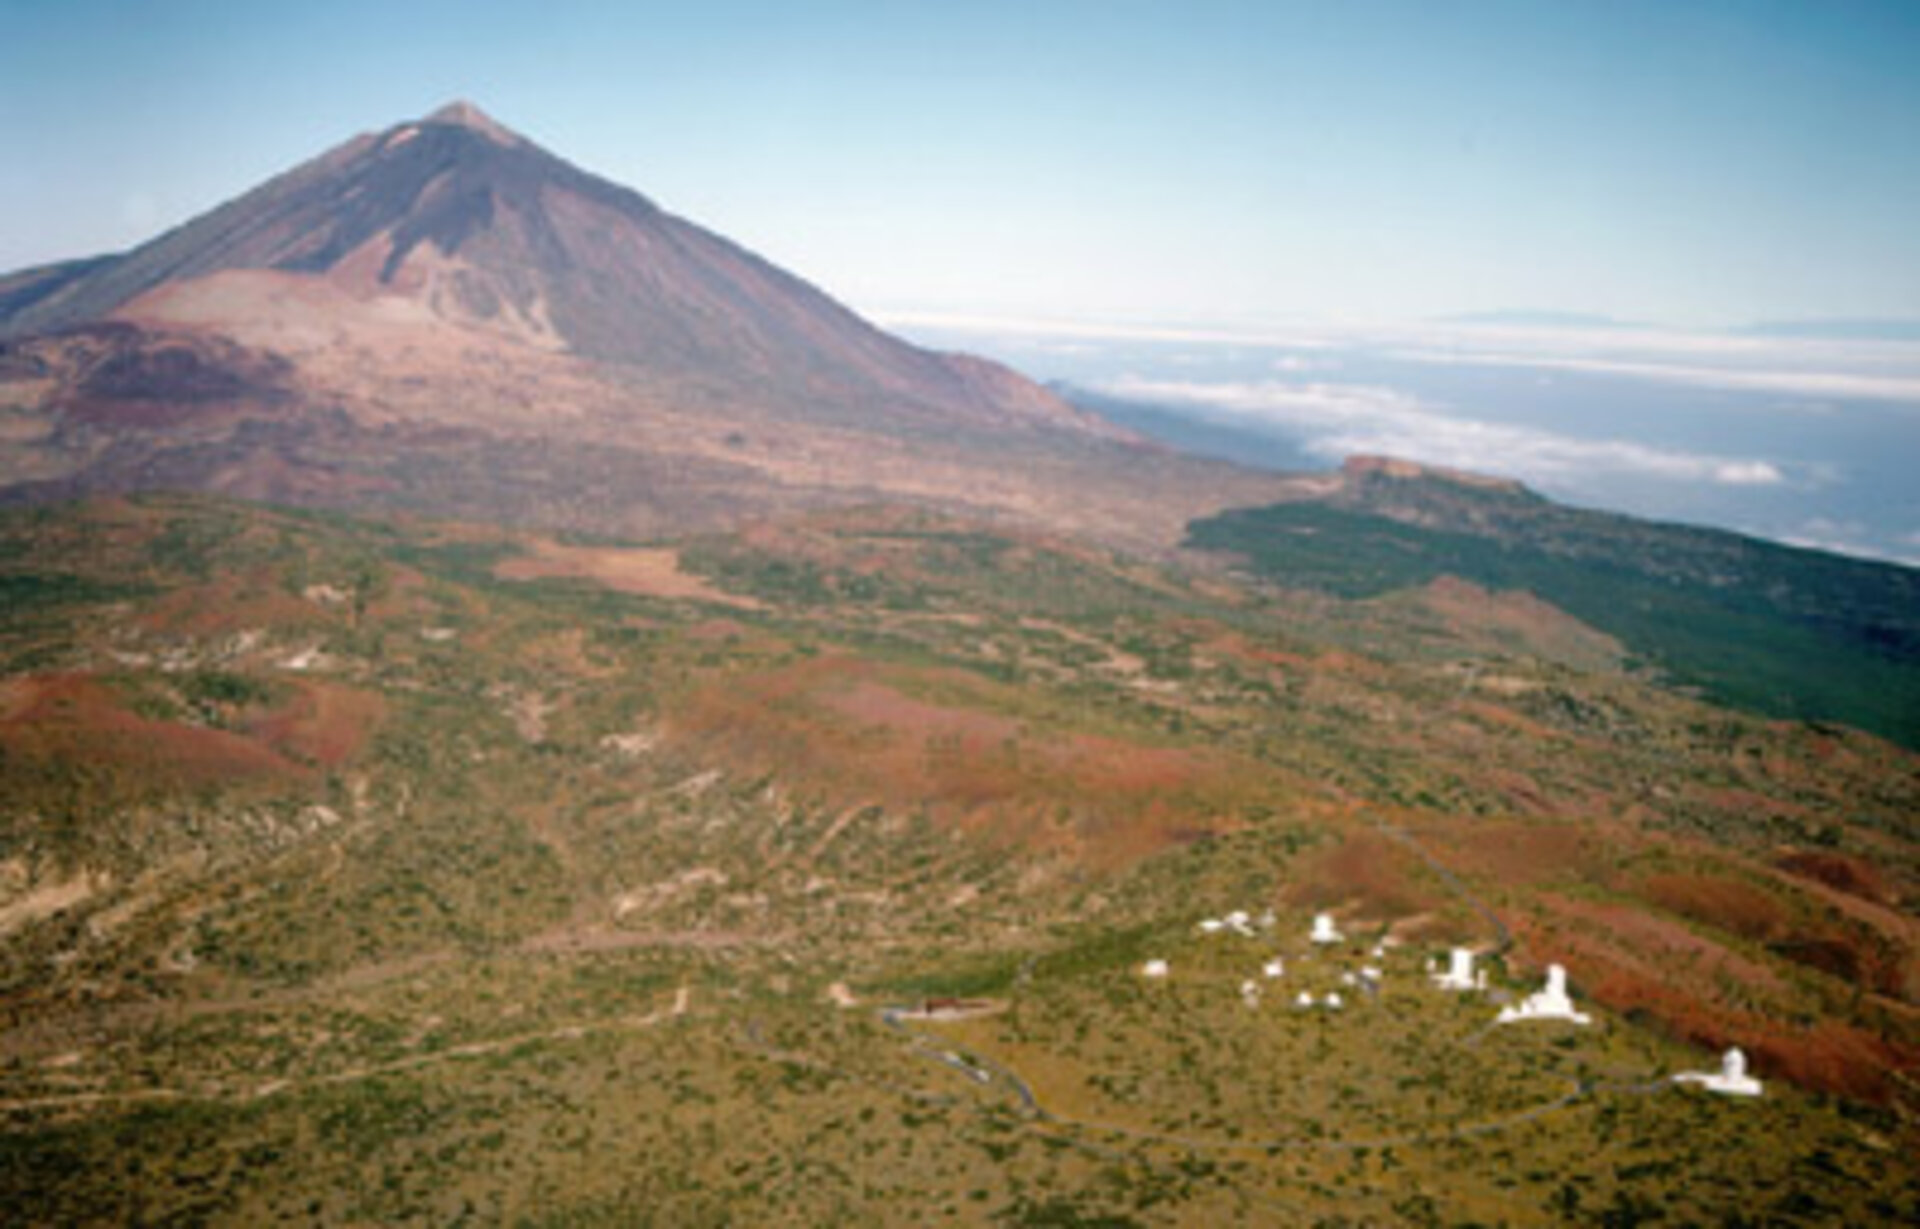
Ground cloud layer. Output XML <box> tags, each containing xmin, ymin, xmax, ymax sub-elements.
<box><xmin>1389</xmin><ymin>347</ymin><xmax>1920</xmax><ymax>404</ymax></box>
<box><xmin>1101</xmin><ymin>375</ymin><xmax>1789</xmax><ymax>489</ymax></box>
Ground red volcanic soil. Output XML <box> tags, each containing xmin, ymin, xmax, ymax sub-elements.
<box><xmin>664</xmin><ymin>656</ymin><xmax>1272</xmax><ymax>868</ymax></box>
<box><xmin>1636</xmin><ymin>872</ymin><xmax>1793</xmax><ymax>943</ymax></box>
<box><xmin>1746</xmin><ymin>1022</ymin><xmax>1914</xmax><ymax>1105</ymax></box>
<box><xmin>1454</xmin><ymin>698</ymin><xmax>1568</xmax><ymax>745</ymax></box>
<box><xmin>1192</xmin><ymin>625</ymin><xmax>1311</xmax><ymax>671</ymax></box>
<box><xmin>1283</xmin><ymin>827</ymin><xmax>1442</xmax><ymax>922</ymax></box>
<box><xmin>686</xmin><ymin>617</ymin><xmax>753</xmax><ymax>642</ymax></box>
<box><xmin>823</xmin><ymin>677</ymin><xmax>1020</xmax><ymax>746</ymax></box>
<box><xmin>0</xmin><ymin>673</ymin><xmax>305</xmax><ymax>790</ymax></box>
<box><xmin>248</xmin><ymin>680</ymin><xmax>384</xmax><ymax>768</ymax></box>
<box><xmin>1776</xmin><ymin>849</ymin><xmax>1894</xmax><ymax>905</ymax></box>
<box><xmin>1434</xmin><ymin>820</ymin><xmax>1614</xmax><ymax>888</ymax></box>
<box><xmin>1418</xmin><ymin>811</ymin><xmax>1920</xmax><ymax>1102</ymax></box>
<box><xmin>495</xmin><ymin>541</ymin><xmax>757</xmax><ymax>608</ymax></box>
<box><xmin>137</xmin><ymin>571</ymin><xmax>321</xmax><ymax>637</ymax></box>
<box><xmin>0</xmin><ymin>671</ymin><xmax>380</xmax><ymax>802</ymax></box>
<box><xmin>1635</xmin><ymin>867</ymin><xmax>1916</xmax><ymax>1002</ymax></box>
<box><xmin>1515</xmin><ymin>890</ymin><xmax>1920</xmax><ymax>1104</ymax></box>
<box><xmin>1536</xmin><ymin>893</ymin><xmax>1788</xmax><ymax>999</ymax></box>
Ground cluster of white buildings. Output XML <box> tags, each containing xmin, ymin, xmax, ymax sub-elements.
<box><xmin>1161</xmin><ymin>919</ymin><xmax>1594</xmax><ymax>1030</ymax></box>
<box><xmin>1140</xmin><ymin>916</ymin><xmax>1762</xmax><ymax>1098</ymax></box>
<box><xmin>1149</xmin><ymin>912</ymin><xmax>1368</xmax><ymax>1011</ymax></box>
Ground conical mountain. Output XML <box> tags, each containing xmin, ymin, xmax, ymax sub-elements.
<box><xmin>0</xmin><ymin>104</ymin><xmax>1294</xmax><ymax>545</ymax></box>
<box><xmin>1</xmin><ymin>102</ymin><xmax>1094</xmax><ymax>432</ymax></box>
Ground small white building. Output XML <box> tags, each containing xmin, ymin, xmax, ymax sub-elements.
<box><xmin>1496</xmin><ymin>963</ymin><xmax>1590</xmax><ymax>1026</ymax></box>
<box><xmin>1295</xmin><ymin>990</ymin><xmax>1315</xmax><ymax>1008</ymax></box>
<box><xmin>1240</xmin><ymin>979</ymin><xmax>1262</xmax><ymax>1007</ymax></box>
<box><xmin>1261</xmin><ymin>958</ymin><xmax>1285</xmax><ymax>979</ymax></box>
<box><xmin>1325</xmin><ymin>991</ymin><xmax>1344</xmax><ymax>1009</ymax></box>
<box><xmin>1675</xmin><ymin>1048</ymin><xmax>1762</xmax><ymax>1097</ymax></box>
<box><xmin>1433</xmin><ymin>947</ymin><xmax>1477</xmax><ymax>991</ymax></box>
<box><xmin>1310</xmin><ymin>913</ymin><xmax>1344</xmax><ymax>945</ymax></box>
<box><xmin>1141</xmin><ymin>959</ymin><xmax>1170</xmax><ymax>979</ymax></box>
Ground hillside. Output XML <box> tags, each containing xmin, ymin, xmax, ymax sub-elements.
<box><xmin>2</xmin><ymin>494</ymin><xmax>1916</xmax><ymax>1223</ymax></box>
<box><xmin>1187</xmin><ymin>456</ymin><xmax>1920</xmax><ymax>748</ymax></box>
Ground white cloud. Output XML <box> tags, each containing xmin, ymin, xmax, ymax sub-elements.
<box><xmin>1271</xmin><ymin>355</ymin><xmax>1320</xmax><ymax>373</ymax></box>
<box><xmin>888</xmin><ymin>310</ymin><xmax>1920</xmax><ymax>406</ymax></box>
<box><xmin>1391</xmin><ymin>347</ymin><xmax>1920</xmax><ymax>404</ymax></box>
<box><xmin>1102</xmin><ymin>375</ymin><xmax>1790</xmax><ymax>489</ymax></box>
<box><xmin>1711</xmin><ymin>460</ymin><xmax>1786</xmax><ymax>485</ymax></box>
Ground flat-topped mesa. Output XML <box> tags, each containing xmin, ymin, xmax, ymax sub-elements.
<box><xmin>1342</xmin><ymin>454</ymin><xmax>1529</xmax><ymax>495</ymax></box>
<box><xmin>421</xmin><ymin>99</ymin><xmax>527</xmax><ymax>146</ymax></box>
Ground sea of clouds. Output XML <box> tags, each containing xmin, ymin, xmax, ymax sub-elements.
<box><xmin>892</xmin><ymin>313</ymin><xmax>1920</xmax><ymax>566</ymax></box>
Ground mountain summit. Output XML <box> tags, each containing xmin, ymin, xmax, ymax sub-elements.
<box><xmin>1</xmin><ymin>102</ymin><xmax>1099</xmax><ymax>433</ymax></box>
<box><xmin>0</xmin><ymin>104</ymin><xmax>1291</xmax><ymax>543</ymax></box>
<box><xmin>421</xmin><ymin>99</ymin><xmax>527</xmax><ymax>145</ymax></box>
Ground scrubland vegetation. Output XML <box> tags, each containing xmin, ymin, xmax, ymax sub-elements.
<box><xmin>2</xmin><ymin>494</ymin><xmax>1915</xmax><ymax>1223</ymax></box>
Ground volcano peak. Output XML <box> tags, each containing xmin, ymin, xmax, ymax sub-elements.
<box><xmin>421</xmin><ymin>99</ymin><xmax>524</xmax><ymax>146</ymax></box>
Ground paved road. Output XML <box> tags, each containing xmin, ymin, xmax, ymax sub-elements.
<box><xmin>1363</xmin><ymin>810</ymin><xmax>1513</xmax><ymax>954</ymax></box>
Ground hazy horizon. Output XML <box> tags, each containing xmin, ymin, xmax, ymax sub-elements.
<box><xmin>896</xmin><ymin>311</ymin><xmax>1920</xmax><ymax>568</ymax></box>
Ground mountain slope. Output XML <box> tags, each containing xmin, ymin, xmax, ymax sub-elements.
<box><xmin>0</xmin><ymin>104</ymin><xmax>1298</xmax><ymax>551</ymax></box>
<box><xmin>1187</xmin><ymin>456</ymin><xmax>1920</xmax><ymax>746</ymax></box>
<box><xmin>1</xmin><ymin>493</ymin><xmax>1916</xmax><ymax>1222</ymax></box>
<box><xmin>0</xmin><ymin>103</ymin><xmax>1101</xmax><ymax>434</ymax></box>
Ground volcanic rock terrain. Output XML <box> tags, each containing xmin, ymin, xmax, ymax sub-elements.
<box><xmin>0</xmin><ymin>102</ymin><xmax>1296</xmax><ymax>550</ymax></box>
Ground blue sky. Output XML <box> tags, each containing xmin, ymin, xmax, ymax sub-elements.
<box><xmin>4</xmin><ymin>0</ymin><xmax>1918</xmax><ymax>328</ymax></box>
